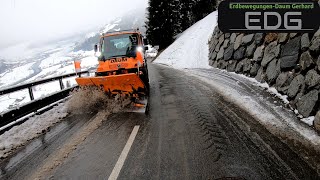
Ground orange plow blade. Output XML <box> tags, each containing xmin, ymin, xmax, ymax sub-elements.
<box><xmin>75</xmin><ymin>73</ymin><xmax>146</xmax><ymax>94</ymax></box>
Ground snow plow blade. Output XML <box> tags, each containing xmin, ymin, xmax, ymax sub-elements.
<box><xmin>75</xmin><ymin>73</ymin><xmax>146</xmax><ymax>95</ymax></box>
<box><xmin>75</xmin><ymin>73</ymin><xmax>149</xmax><ymax>114</ymax></box>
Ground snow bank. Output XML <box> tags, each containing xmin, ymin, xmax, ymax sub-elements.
<box><xmin>215</xmin><ymin>70</ymin><xmax>315</xmax><ymax>126</ymax></box>
<box><xmin>186</xmin><ymin>69</ymin><xmax>320</xmax><ymax>148</ymax></box>
<box><xmin>228</xmin><ymin>72</ymin><xmax>290</xmax><ymax>104</ymax></box>
<box><xmin>154</xmin><ymin>11</ymin><xmax>218</xmax><ymax>69</ymax></box>
<box><xmin>0</xmin><ymin>103</ymin><xmax>68</xmax><ymax>158</ymax></box>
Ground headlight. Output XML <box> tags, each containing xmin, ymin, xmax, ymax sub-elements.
<box><xmin>136</xmin><ymin>46</ymin><xmax>143</xmax><ymax>52</ymax></box>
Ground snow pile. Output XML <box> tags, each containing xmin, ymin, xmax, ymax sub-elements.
<box><xmin>0</xmin><ymin>103</ymin><xmax>68</xmax><ymax>158</ymax></box>
<box><xmin>217</xmin><ymin>70</ymin><xmax>314</xmax><ymax>126</ymax></box>
<box><xmin>66</xmin><ymin>87</ymin><xmax>131</xmax><ymax>114</ymax></box>
<box><xmin>154</xmin><ymin>11</ymin><xmax>218</xmax><ymax>69</ymax></box>
<box><xmin>301</xmin><ymin>116</ymin><xmax>315</xmax><ymax>126</ymax></box>
<box><xmin>229</xmin><ymin>72</ymin><xmax>290</xmax><ymax>105</ymax></box>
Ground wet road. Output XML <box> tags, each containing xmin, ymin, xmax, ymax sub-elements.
<box><xmin>0</xmin><ymin>63</ymin><xmax>319</xmax><ymax>179</ymax></box>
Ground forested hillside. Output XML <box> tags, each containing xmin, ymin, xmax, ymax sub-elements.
<box><xmin>146</xmin><ymin>0</ymin><xmax>216</xmax><ymax>49</ymax></box>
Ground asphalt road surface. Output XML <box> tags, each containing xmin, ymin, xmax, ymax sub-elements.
<box><xmin>0</xmin><ymin>63</ymin><xmax>319</xmax><ymax>180</ymax></box>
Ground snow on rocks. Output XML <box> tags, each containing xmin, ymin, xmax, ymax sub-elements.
<box><xmin>301</xmin><ymin>116</ymin><xmax>315</xmax><ymax>127</ymax></box>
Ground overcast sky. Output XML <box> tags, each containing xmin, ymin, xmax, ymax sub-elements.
<box><xmin>0</xmin><ymin>0</ymin><xmax>148</xmax><ymax>48</ymax></box>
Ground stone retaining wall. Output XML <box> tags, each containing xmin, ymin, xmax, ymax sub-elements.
<box><xmin>208</xmin><ymin>27</ymin><xmax>320</xmax><ymax>128</ymax></box>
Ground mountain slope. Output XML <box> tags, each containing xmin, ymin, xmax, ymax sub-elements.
<box><xmin>154</xmin><ymin>11</ymin><xmax>218</xmax><ymax>69</ymax></box>
<box><xmin>73</xmin><ymin>9</ymin><xmax>146</xmax><ymax>51</ymax></box>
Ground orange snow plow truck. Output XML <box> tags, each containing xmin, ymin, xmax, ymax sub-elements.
<box><xmin>75</xmin><ymin>29</ymin><xmax>150</xmax><ymax>113</ymax></box>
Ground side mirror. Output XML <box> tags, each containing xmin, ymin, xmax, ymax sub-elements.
<box><xmin>143</xmin><ymin>38</ymin><xmax>148</xmax><ymax>45</ymax></box>
<box><xmin>144</xmin><ymin>46</ymin><xmax>149</xmax><ymax>51</ymax></box>
<box><xmin>94</xmin><ymin>44</ymin><xmax>98</xmax><ymax>52</ymax></box>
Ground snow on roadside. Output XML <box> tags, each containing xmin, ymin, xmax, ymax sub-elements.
<box><xmin>154</xmin><ymin>11</ymin><xmax>218</xmax><ymax>69</ymax></box>
<box><xmin>228</xmin><ymin>72</ymin><xmax>290</xmax><ymax>105</ymax></box>
<box><xmin>301</xmin><ymin>116</ymin><xmax>315</xmax><ymax>126</ymax></box>
<box><xmin>0</xmin><ymin>103</ymin><xmax>68</xmax><ymax>158</ymax></box>
<box><xmin>186</xmin><ymin>69</ymin><xmax>320</xmax><ymax>148</ymax></box>
<box><xmin>154</xmin><ymin>10</ymin><xmax>319</xmax><ymax>148</ymax></box>
<box><xmin>216</xmin><ymin>70</ymin><xmax>315</xmax><ymax>126</ymax></box>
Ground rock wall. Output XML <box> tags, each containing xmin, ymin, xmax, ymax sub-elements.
<box><xmin>208</xmin><ymin>27</ymin><xmax>320</xmax><ymax>121</ymax></box>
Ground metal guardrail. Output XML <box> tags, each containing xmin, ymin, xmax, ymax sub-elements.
<box><xmin>0</xmin><ymin>71</ymin><xmax>89</xmax><ymax>100</ymax></box>
<box><xmin>0</xmin><ymin>71</ymin><xmax>89</xmax><ymax>132</ymax></box>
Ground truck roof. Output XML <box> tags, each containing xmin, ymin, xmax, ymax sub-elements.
<box><xmin>101</xmin><ymin>29</ymin><xmax>142</xmax><ymax>38</ymax></box>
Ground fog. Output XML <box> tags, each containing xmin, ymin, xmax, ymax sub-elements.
<box><xmin>0</xmin><ymin>0</ymin><xmax>148</xmax><ymax>49</ymax></box>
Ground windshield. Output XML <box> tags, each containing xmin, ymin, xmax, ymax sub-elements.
<box><xmin>100</xmin><ymin>33</ymin><xmax>139</xmax><ymax>60</ymax></box>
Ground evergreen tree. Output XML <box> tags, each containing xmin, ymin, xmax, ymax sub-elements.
<box><xmin>146</xmin><ymin>0</ymin><xmax>216</xmax><ymax>50</ymax></box>
<box><xmin>180</xmin><ymin>0</ymin><xmax>195</xmax><ymax>31</ymax></box>
<box><xmin>170</xmin><ymin>0</ymin><xmax>182</xmax><ymax>37</ymax></box>
<box><xmin>146</xmin><ymin>0</ymin><xmax>175</xmax><ymax>49</ymax></box>
<box><xmin>145</xmin><ymin>0</ymin><xmax>162</xmax><ymax>46</ymax></box>
<box><xmin>192</xmin><ymin>0</ymin><xmax>216</xmax><ymax>22</ymax></box>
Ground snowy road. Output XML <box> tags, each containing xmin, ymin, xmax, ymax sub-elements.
<box><xmin>0</xmin><ymin>63</ymin><xmax>319</xmax><ymax>179</ymax></box>
<box><xmin>0</xmin><ymin>10</ymin><xmax>319</xmax><ymax>179</ymax></box>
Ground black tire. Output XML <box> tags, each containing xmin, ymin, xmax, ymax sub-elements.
<box><xmin>145</xmin><ymin>99</ymin><xmax>150</xmax><ymax>115</ymax></box>
<box><xmin>140</xmin><ymin>67</ymin><xmax>150</xmax><ymax>94</ymax></box>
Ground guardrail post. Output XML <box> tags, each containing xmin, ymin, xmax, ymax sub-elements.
<box><xmin>28</xmin><ymin>87</ymin><xmax>34</xmax><ymax>100</ymax></box>
<box><xmin>59</xmin><ymin>79</ymin><xmax>64</xmax><ymax>90</ymax></box>
<box><xmin>0</xmin><ymin>70</ymin><xmax>88</xmax><ymax>98</ymax></box>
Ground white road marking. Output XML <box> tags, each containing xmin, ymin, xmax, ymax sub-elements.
<box><xmin>108</xmin><ymin>125</ymin><xmax>140</xmax><ymax>180</ymax></box>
